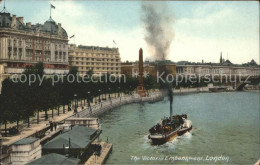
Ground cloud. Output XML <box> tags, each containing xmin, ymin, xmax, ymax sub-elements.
<box><xmin>171</xmin><ymin>2</ymin><xmax>259</xmax><ymax>64</ymax></box>
<box><xmin>47</xmin><ymin>1</ymin><xmax>146</xmax><ymax>62</ymax></box>
<box><xmin>25</xmin><ymin>1</ymin><xmax>259</xmax><ymax>64</ymax></box>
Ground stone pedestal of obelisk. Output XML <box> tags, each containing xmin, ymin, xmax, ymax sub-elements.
<box><xmin>137</xmin><ymin>48</ymin><xmax>146</xmax><ymax>97</ymax></box>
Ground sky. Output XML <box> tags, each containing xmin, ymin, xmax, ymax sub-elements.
<box><xmin>2</xmin><ymin>0</ymin><xmax>259</xmax><ymax>64</ymax></box>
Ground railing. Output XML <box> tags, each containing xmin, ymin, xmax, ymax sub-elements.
<box><xmin>74</xmin><ymin>92</ymin><xmax>164</xmax><ymax>118</ymax></box>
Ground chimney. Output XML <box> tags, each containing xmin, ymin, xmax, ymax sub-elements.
<box><xmin>11</xmin><ymin>15</ymin><xmax>17</xmax><ymax>28</ymax></box>
<box><xmin>17</xmin><ymin>17</ymin><xmax>24</xmax><ymax>24</ymax></box>
<box><xmin>58</xmin><ymin>23</ymin><xmax>62</xmax><ymax>36</ymax></box>
<box><xmin>26</xmin><ymin>22</ymin><xmax>31</xmax><ymax>28</ymax></box>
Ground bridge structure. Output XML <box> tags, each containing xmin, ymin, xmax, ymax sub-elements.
<box><xmin>236</xmin><ymin>76</ymin><xmax>260</xmax><ymax>91</ymax></box>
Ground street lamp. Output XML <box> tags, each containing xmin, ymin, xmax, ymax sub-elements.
<box><xmin>98</xmin><ymin>89</ymin><xmax>101</xmax><ymax>102</ymax></box>
<box><xmin>87</xmin><ymin>91</ymin><xmax>91</xmax><ymax>108</ymax></box>
<box><xmin>108</xmin><ymin>88</ymin><xmax>111</xmax><ymax>99</ymax></box>
<box><xmin>118</xmin><ymin>87</ymin><xmax>120</xmax><ymax>97</ymax></box>
<box><xmin>74</xmin><ymin>94</ymin><xmax>77</xmax><ymax>114</ymax></box>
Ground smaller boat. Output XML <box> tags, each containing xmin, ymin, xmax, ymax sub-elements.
<box><xmin>209</xmin><ymin>86</ymin><xmax>228</xmax><ymax>92</ymax></box>
<box><xmin>148</xmin><ymin>114</ymin><xmax>192</xmax><ymax>145</ymax></box>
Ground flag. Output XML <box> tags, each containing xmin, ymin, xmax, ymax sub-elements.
<box><xmin>70</xmin><ymin>35</ymin><xmax>75</xmax><ymax>39</ymax></box>
<box><xmin>113</xmin><ymin>40</ymin><xmax>117</xmax><ymax>45</ymax></box>
<box><xmin>51</xmin><ymin>4</ymin><xmax>55</xmax><ymax>9</ymax></box>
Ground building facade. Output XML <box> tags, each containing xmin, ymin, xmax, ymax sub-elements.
<box><xmin>11</xmin><ymin>138</ymin><xmax>41</xmax><ymax>165</ymax></box>
<box><xmin>121</xmin><ymin>61</ymin><xmax>177</xmax><ymax>77</ymax></box>
<box><xmin>0</xmin><ymin>9</ymin><xmax>69</xmax><ymax>90</ymax></box>
<box><xmin>69</xmin><ymin>44</ymin><xmax>121</xmax><ymax>76</ymax></box>
<box><xmin>176</xmin><ymin>64</ymin><xmax>260</xmax><ymax>77</ymax></box>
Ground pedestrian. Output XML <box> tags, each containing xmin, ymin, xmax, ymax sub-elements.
<box><xmin>50</xmin><ymin>121</ymin><xmax>53</xmax><ymax>132</ymax></box>
<box><xmin>54</xmin><ymin>122</ymin><xmax>57</xmax><ymax>131</ymax></box>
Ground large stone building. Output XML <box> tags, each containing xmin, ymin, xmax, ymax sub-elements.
<box><xmin>69</xmin><ymin>44</ymin><xmax>121</xmax><ymax>76</ymax></box>
<box><xmin>0</xmin><ymin>9</ymin><xmax>69</xmax><ymax>89</ymax></box>
<box><xmin>121</xmin><ymin>61</ymin><xmax>177</xmax><ymax>77</ymax></box>
<box><xmin>176</xmin><ymin>60</ymin><xmax>260</xmax><ymax>77</ymax></box>
<box><xmin>121</xmin><ymin>59</ymin><xmax>259</xmax><ymax>79</ymax></box>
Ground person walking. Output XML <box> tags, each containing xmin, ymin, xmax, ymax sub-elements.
<box><xmin>50</xmin><ymin>121</ymin><xmax>53</xmax><ymax>132</ymax></box>
<box><xmin>54</xmin><ymin>122</ymin><xmax>57</xmax><ymax>131</ymax></box>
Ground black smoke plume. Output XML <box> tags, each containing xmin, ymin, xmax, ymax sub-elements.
<box><xmin>141</xmin><ymin>2</ymin><xmax>174</xmax><ymax>61</ymax></box>
<box><xmin>141</xmin><ymin>2</ymin><xmax>174</xmax><ymax>119</ymax></box>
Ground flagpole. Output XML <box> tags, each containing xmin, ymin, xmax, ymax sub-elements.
<box><xmin>50</xmin><ymin>4</ymin><xmax>51</xmax><ymax>18</ymax></box>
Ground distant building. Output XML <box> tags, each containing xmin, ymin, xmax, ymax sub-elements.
<box><xmin>68</xmin><ymin>44</ymin><xmax>121</xmax><ymax>76</ymax></box>
<box><xmin>0</xmin><ymin>8</ymin><xmax>69</xmax><ymax>90</ymax></box>
<box><xmin>122</xmin><ymin>59</ymin><xmax>259</xmax><ymax>78</ymax></box>
<box><xmin>121</xmin><ymin>61</ymin><xmax>176</xmax><ymax>77</ymax></box>
<box><xmin>243</xmin><ymin>59</ymin><xmax>258</xmax><ymax>66</ymax></box>
<box><xmin>176</xmin><ymin>64</ymin><xmax>260</xmax><ymax>77</ymax></box>
<box><xmin>64</xmin><ymin>117</ymin><xmax>100</xmax><ymax>130</ymax></box>
<box><xmin>11</xmin><ymin>138</ymin><xmax>41</xmax><ymax>165</ymax></box>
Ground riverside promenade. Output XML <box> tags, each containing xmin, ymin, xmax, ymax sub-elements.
<box><xmin>1</xmin><ymin>106</ymin><xmax>84</xmax><ymax>146</ymax></box>
<box><xmin>173</xmin><ymin>86</ymin><xmax>210</xmax><ymax>94</ymax></box>
<box><xmin>1</xmin><ymin>92</ymin><xmax>164</xmax><ymax>147</ymax></box>
<box><xmin>74</xmin><ymin>92</ymin><xmax>164</xmax><ymax>118</ymax></box>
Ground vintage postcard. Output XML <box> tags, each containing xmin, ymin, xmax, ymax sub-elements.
<box><xmin>0</xmin><ymin>0</ymin><xmax>259</xmax><ymax>165</ymax></box>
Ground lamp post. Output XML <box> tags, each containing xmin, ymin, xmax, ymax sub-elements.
<box><xmin>118</xmin><ymin>87</ymin><xmax>120</xmax><ymax>97</ymax></box>
<box><xmin>108</xmin><ymin>88</ymin><xmax>111</xmax><ymax>99</ymax></box>
<box><xmin>129</xmin><ymin>85</ymin><xmax>131</xmax><ymax>95</ymax></box>
<box><xmin>98</xmin><ymin>89</ymin><xmax>101</xmax><ymax>102</ymax></box>
<box><xmin>87</xmin><ymin>91</ymin><xmax>91</xmax><ymax>109</ymax></box>
<box><xmin>74</xmin><ymin>94</ymin><xmax>77</xmax><ymax>114</ymax></box>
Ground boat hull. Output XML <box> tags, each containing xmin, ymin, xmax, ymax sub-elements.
<box><xmin>148</xmin><ymin>115</ymin><xmax>192</xmax><ymax>145</ymax></box>
<box><xmin>149</xmin><ymin>128</ymin><xmax>180</xmax><ymax>145</ymax></box>
<box><xmin>177</xmin><ymin>125</ymin><xmax>192</xmax><ymax>136</ymax></box>
<box><xmin>149</xmin><ymin>126</ymin><xmax>192</xmax><ymax>145</ymax></box>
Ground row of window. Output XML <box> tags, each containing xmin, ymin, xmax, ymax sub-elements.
<box><xmin>79</xmin><ymin>66</ymin><xmax>119</xmax><ymax>70</ymax></box>
<box><xmin>7</xmin><ymin>39</ymin><xmax>66</xmax><ymax>49</ymax></box>
<box><xmin>177</xmin><ymin>68</ymin><xmax>258</xmax><ymax>75</ymax></box>
<box><xmin>72</xmin><ymin>62</ymin><xmax>119</xmax><ymax>66</ymax></box>
<box><xmin>78</xmin><ymin>71</ymin><xmax>119</xmax><ymax>75</ymax></box>
<box><xmin>71</xmin><ymin>57</ymin><xmax>120</xmax><ymax>62</ymax></box>
<box><xmin>74</xmin><ymin>52</ymin><xmax>119</xmax><ymax>58</ymax></box>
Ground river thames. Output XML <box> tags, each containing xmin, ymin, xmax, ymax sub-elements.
<box><xmin>100</xmin><ymin>91</ymin><xmax>259</xmax><ymax>164</ymax></box>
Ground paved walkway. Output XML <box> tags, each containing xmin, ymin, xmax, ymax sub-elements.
<box><xmin>2</xmin><ymin>91</ymin><xmax>162</xmax><ymax>146</ymax></box>
<box><xmin>2</xmin><ymin>106</ymin><xmax>84</xmax><ymax>146</ymax></box>
<box><xmin>0</xmin><ymin>93</ymin><xmax>125</xmax><ymax>146</ymax></box>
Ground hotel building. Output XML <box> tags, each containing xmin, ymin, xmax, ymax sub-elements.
<box><xmin>68</xmin><ymin>44</ymin><xmax>121</xmax><ymax>76</ymax></box>
<box><xmin>0</xmin><ymin>8</ymin><xmax>69</xmax><ymax>90</ymax></box>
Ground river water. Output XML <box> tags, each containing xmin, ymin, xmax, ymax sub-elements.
<box><xmin>99</xmin><ymin>91</ymin><xmax>259</xmax><ymax>164</ymax></box>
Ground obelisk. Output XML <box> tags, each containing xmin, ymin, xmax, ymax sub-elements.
<box><xmin>137</xmin><ymin>48</ymin><xmax>146</xmax><ymax>97</ymax></box>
